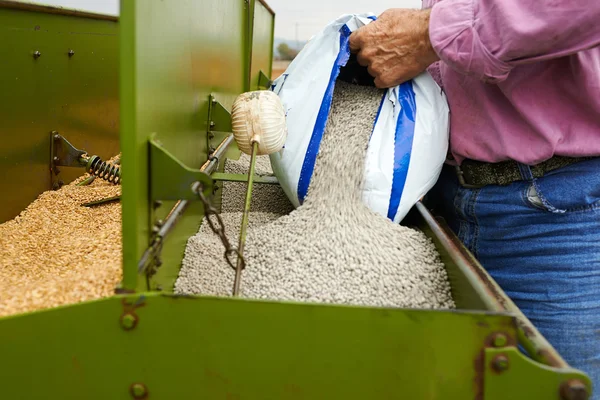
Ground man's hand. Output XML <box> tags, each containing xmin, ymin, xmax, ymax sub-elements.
<box><xmin>349</xmin><ymin>9</ymin><xmax>439</xmax><ymax>88</ymax></box>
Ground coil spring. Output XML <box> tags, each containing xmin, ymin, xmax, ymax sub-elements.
<box><xmin>86</xmin><ymin>155</ymin><xmax>121</xmax><ymax>184</ymax></box>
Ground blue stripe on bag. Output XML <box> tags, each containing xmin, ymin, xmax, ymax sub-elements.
<box><xmin>387</xmin><ymin>81</ymin><xmax>417</xmax><ymax>221</ymax></box>
<box><xmin>297</xmin><ymin>24</ymin><xmax>352</xmax><ymax>203</ymax></box>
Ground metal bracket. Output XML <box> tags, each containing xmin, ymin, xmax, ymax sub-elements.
<box><xmin>149</xmin><ymin>136</ymin><xmax>214</xmax><ymax>201</ymax></box>
<box><xmin>207</xmin><ymin>94</ymin><xmax>235</xmax><ymax>157</ymax></box>
<box><xmin>257</xmin><ymin>70</ymin><xmax>272</xmax><ymax>90</ymax></box>
<box><xmin>482</xmin><ymin>347</ymin><xmax>591</xmax><ymax>400</ymax></box>
<box><xmin>50</xmin><ymin>131</ymin><xmax>87</xmax><ymax>189</ymax></box>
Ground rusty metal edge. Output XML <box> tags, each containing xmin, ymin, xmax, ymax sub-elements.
<box><xmin>415</xmin><ymin>201</ymin><xmax>505</xmax><ymax>312</ymax></box>
<box><xmin>0</xmin><ymin>0</ymin><xmax>119</xmax><ymax>21</ymax></box>
<box><xmin>257</xmin><ymin>0</ymin><xmax>275</xmax><ymax>16</ymax></box>
<box><xmin>415</xmin><ymin>201</ymin><xmax>569</xmax><ymax>369</ymax></box>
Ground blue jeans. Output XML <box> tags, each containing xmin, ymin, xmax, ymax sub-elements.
<box><xmin>429</xmin><ymin>158</ymin><xmax>600</xmax><ymax>397</ymax></box>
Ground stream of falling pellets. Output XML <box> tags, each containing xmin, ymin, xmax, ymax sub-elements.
<box><xmin>176</xmin><ymin>82</ymin><xmax>454</xmax><ymax>309</ymax></box>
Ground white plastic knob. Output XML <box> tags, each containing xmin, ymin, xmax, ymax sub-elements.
<box><xmin>231</xmin><ymin>90</ymin><xmax>287</xmax><ymax>156</ymax></box>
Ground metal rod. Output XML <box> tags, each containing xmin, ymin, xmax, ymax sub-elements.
<box><xmin>202</xmin><ymin>134</ymin><xmax>235</xmax><ymax>175</ymax></box>
<box><xmin>232</xmin><ymin>141</ymin><xmax>259</xmax><ymax>296</ymax></box>
<box><xmin>137</xmin><ymin>134</ymin><xmax>234</xmax><ymax>274</ymax></box>
<box><xmin>76</xmin><ymin>175</ymin><xmax>96</xmax><ymax>186</ymax></box>
<box><xmin>82</xmin><ymin>195</ymin><xmax>121</xmax><ymax>207</ymax></box>
<box><xmin>211</xmin><ymin>172</ymin><xmax>279</xmax><ymax>185</ymax></box>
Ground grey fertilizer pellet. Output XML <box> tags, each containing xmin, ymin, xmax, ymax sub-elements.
<box><xmin>177</xmin><ymin>81</ymin><xmax>454</xmax><ymax>309</ymax></box>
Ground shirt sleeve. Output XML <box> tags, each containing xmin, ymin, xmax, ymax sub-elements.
<box><xmin>428</xmin><ymin>0</ymin><xmax>600</xmax><ymax>83</ymax></box>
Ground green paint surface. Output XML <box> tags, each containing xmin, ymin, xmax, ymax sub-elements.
<box><xmin>0</xmin><ymin>293</ymin><xmax>530</xmax><ymax>399</ymax></box>
<box><xmin>0</xmin><ymin>6</ymin><xmax>119</xmax><ymax>222</ymax></box>
<box><xmin>250</xmin><ymin>1</ymin><xmax>275</xmax><ymax>89</ymax></box>
<box><xmin>120</xmin><ymin>0</ymin><xmax>267</xmax><ymax>291</ymax></box>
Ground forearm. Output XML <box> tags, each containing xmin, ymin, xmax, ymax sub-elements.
<box><xmin>429</xmin><ymin>0</ymin><xmax>600</xmax><ymax>82</ymax></box>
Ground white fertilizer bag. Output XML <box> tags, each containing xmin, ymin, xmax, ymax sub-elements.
<box><xmin>270</xmin><ymin>14</ymin><xmax>449</xmax><ymax>223</ymax></box>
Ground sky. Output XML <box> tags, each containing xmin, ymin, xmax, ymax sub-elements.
<box><xmin>267</xmin><ymin>0</ymin><xmax>422</xmax><ymax>41</ymax></box>
<box><xmin>33</xmin><ymin>0</ymin><xmax>422</xmax><ymax>40</ymax></box>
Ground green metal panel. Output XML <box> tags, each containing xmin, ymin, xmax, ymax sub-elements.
<box><xmin>120</xmin><ymin>0</ymin><xmax>249</xmax><ymax>292</ymax></box>
<box><xmin>0</xmin><ymin>1</ymin><xmax>119</xmax><ymax>223</ymax></box>
<box><xmin>0</xmin><ymin>292</ymin><xmax>562</xmax><ymax>400</ymax></box>
<box><xmin>0</xmin><ymin>293</ymin><xmax>589</xmax><ymax>399</ymax></box>
<box><xmin>250</xmin><ymin>0</ymin><xmax>275</xmax><ymax>89</ymax></box>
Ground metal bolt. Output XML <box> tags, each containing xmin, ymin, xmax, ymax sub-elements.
<box><xmin>560</xmin><ymin>380</ymin><xmax>589</xmax><ymax>400</ymax></box>
<box><xmin>33</xmin><ymin>51</ymin><xmax>41</xmax><ymax>59</ymax></box>
<box><xmin>129</xmin><ymin>383</ymin><xmax>148</xmax><ymax>399</ymax></box>
<box><xmin>53</xmin><ymin>133</ymin><xmax>60</xmax><ymax>140</ymax></box>
<box><xmin>151</xmin><ymin>225</ymin><xmax>160</xmax><ymax>234</ymax></box>
<box><xmin>68</xmin><ymin>49</ymin><xmax>75</xmax><ymax>56</ymax></box>
<box><xmin>211</xmin><ymin>97</ymin><xmax>217</xmax><ymax>104</ymax></box>
<box><xmin>120</xmin><ymin>313</ymin><xmax>138</xmax><ymax>331</ymax></box>
<box><xmin>492</xmin><ymin>333</ymin><xmax>508</xmax><ymax>348</ymax></box>
<box><xmin>155</xmin><ymin>219</ymin><xmax>164</xmax><ymax>227</ymax></box>
<box><xmin>491</xmin><ymin>354</ymin><xmax>509</xmax><ymax>373</ymax></box>
<box><xmin>53</xmin><ymin>156</ymin><xmax>59</xmax><ymax>163</ymax></box>
<box><xmin>210</xmin><ymin>121</ymin><xmax>216</xmax><ymax>128</ymax></box>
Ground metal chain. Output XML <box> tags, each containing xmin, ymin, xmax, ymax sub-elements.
<box><xmin>196</xmin><ymin>184</ymin><xmax>246</xmax><ymax>271</ymax></box>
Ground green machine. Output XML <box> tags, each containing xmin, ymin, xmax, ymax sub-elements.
<box><xmin>0</xmin><ymin>1</ymin><xmax>592</xmax><ymax>399</ymax></box>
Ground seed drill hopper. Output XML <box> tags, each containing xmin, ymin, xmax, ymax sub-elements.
<box><xmin>0</xmin><ymin>1</ymin><xmax>592</xmax><ymax>399</ymax></box>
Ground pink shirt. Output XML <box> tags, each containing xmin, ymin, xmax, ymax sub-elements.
<box><xmin>423</xmin><ymin>0</ymin><xmax>600</xmax><ymax>165</ymax></box>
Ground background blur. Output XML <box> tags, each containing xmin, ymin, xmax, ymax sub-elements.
<box><xmin>30</xmin><ymin>0</ymin><xmax>422</xmax><ymax>76</ymax></box>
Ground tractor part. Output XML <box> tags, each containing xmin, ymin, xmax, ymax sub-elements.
<box><xmin>51</xmin><ymin>132</ymin><xmax>121</xmax><ymax>188</ymax></box>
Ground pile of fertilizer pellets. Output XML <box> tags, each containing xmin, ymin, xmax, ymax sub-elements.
<box><xmin>219</xmin><ymin>155</ymin><xmax>294</xmax><ymax>215</ymax></box>
<box><xmin>175</xmin><ymin>154</ymin><xmax>294</xmax><ymax>295</ymax></box>
<box><xmin>176</xmin><ymin>81</ymin><xmax>455</xmax><ymax>309</ymax></box>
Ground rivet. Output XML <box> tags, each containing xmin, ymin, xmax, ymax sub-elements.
<box><xmin>492</xmin><ymin>333</ymin><xmax>508</xmax><ymax>347</ymax></box>
<box><xmin>53</xmin><ymin>156</ymin><xmax>59</xmax><ymax>163</ymax></box>
<box><xmin>491</xmin><ymin>354</ymin><xmax>509</xmax><ymax>373</ymax></box>
<box><xmin>129</xmin><ymin>383</ymin><xmax>148</xmax><ymax>399</ymax></box>
<box><xmin>68</xmin><ymin>49</ymin><xmax>75</xmax><ymax>56</ymax></box>
<box><xmin>33</xmin><ymin>51</ymin><xmax>41</xmax><ymax>59</ymax></box>
<box><xmin>210</xmin><ymin>121</ymin><xmax>215</xmax><ymax>127</ymax></box>
<box><xmin>120</xmin><ymin>313</ymin><xmax>138</xmax><ymax>331</ymax></box>
<box><xmin>560</xmin><ymin>379</ymin><xmax>589</xmax><ymax>400</ymax></box>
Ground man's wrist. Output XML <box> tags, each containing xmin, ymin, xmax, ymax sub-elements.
<box><xmin>421</xmin><ymin>9</ymin><xmax>441</xmax><ymax>65</ymax></box>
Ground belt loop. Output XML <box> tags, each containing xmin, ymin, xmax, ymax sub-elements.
<box><xmin>517</xmin><ymin>163</ymin><xmax>534</xmax><ymax>181</ymax></box>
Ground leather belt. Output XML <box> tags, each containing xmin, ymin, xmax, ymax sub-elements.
<box><xmin>455</xmin><ymin>156</ymin><xmax>595</xmax><ymax>188</ymax></box>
